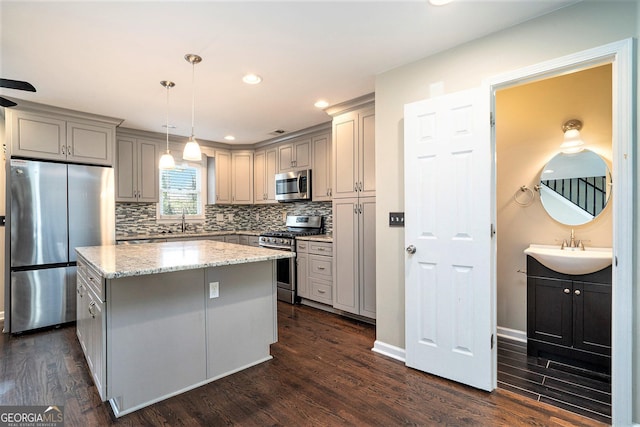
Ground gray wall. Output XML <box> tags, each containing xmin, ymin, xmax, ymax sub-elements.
<box><xmin>373</xmin><ymin>0</ymin><xmax>638</xmax><ymax>421</ymax></box>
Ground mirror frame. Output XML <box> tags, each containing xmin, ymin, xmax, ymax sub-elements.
<box><xmin>538</xmin><ymin>149</ymin><xmax>611</xmax><ymax>226</ymax></box>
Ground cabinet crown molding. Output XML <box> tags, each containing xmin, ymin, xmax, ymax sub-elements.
<box><xmin>325</xmin><ymin>93</ymin><xmax>375</xmax><ymax>117</ymax></box>
<box><xmin>5</xmin><ymin>97</ymin><xmax>123</xmax><ymax>127</ymax></box>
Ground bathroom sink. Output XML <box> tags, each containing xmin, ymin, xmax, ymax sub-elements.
<box><xmin>524</xmin><ymin>244</ymin><xmax>613</xmax><ymax>275</ymax></box>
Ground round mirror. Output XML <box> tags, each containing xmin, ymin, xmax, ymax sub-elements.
<box><xmin>538</xmin><ymin>149</ymin><xmax>611</xmax><ymax>226</ymax></box>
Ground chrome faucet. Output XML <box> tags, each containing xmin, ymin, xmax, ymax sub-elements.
<box><xmin>561</xmin><ymin>229</ymin><xmax>584</xmax><ymax>250</ymax></box>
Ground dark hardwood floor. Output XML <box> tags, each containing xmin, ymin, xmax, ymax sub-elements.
<box><xmin>497</xmin><ymin>337</ymin><xmax>611</xmax><ymax>424</ymax></box>
<box><xmin>0</xmin><ymin>303</ymin><xmax>607</xmax><ymax>426</ymax></box>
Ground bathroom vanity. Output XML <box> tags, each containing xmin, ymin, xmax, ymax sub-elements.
<box><xmin>526</xmin><ymin>255</ymin><xmax>611</xmax><ymax>372</ymax></box>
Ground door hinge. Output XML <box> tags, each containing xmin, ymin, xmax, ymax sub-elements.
<box><xmin>490</xmin><ymin>223</ymin><xmax>496</xmax><ymax>238</ymax></box>
<box><xmin>491</xmin><ymin>333</ymin><xmax>494</xmax><ymax>350</ymax></box>
<box><xmin>490</xmin><ymin>112</ymin><xmax>495</xmax><ymax>127</ymax></box>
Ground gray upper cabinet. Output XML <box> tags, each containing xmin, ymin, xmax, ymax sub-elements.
<box><xmin>8</xmin><ymin>108</ymin><xmax>117</xmax><ymax>166</ymax></box>
<box><xmin>311</xmin><ymin>132</ymin><xmax>332</xmax><ymax>201</ymax></box>
<box><xmin>278</xmin><ymin>138</ymin><xmax>311</xmax><ymax>173</ymax></box>
<box><xmin>214</xmin><ymin>149</ymin><xmax>232</xmax><ymax>204</ymax></box>
<box><xmin>231</xmin><ymin>151</ymin><xmax>253</xmax><ymax>204</ymax></box>
<box><xmin>253</xmin><ymin>147</ymin><xmax>277</xmax><ymax>204</ymax></box>
<box><xmin>332</xmin><ymin>105</ymin><xmax>375</xmax><ymax>199</ymax></box>
<box><xmin>115</xmin><ymin>137</ymin><xmax>158</xmax><ymax>203</ymax></box>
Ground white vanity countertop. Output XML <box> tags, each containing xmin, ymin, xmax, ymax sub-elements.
<box><xmin>296</xmin><ymin>234</ymin><xmax>333</xmax><ymax>243</ymax></box>
<box><xmin>76</xmin><ymin>240</ymin><xmax>294</xmax><ymax>279</ymax></box>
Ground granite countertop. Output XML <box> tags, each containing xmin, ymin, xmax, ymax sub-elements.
<box><xmin>116</xmin><ymin>230</ymin><xmax>263</xmax><ymax>241</ymax></box>
<box><xmin>76</xmin><ymin>240</ymin><xmax>294</xmax><ymax>279</ymax></box>
<box><xmin>296</xmin><ymin>234</ymin><xmax>333</xmax><ymax>243</ymax></box>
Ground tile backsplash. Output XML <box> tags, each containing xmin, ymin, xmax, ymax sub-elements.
<box><xmin>116</xmin><ymin>201</ymin><xmax>333</xmax><ymax>236</ymax></box>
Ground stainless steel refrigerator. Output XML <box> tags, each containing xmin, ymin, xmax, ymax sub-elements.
<box><xmin>8</xmin><ymin>159</ymin><xmax>115</xmax><ymax>333</ymax></box>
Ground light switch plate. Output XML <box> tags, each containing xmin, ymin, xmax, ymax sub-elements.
<box><xmin>209</xmin><ymin>282</ymin><xmax>219</xmax><ymax>298</ymax></box>
<box><xmin>389</xmin><ymin>212</ymin><xmax>405</xmax><ymax>227</ymax></box>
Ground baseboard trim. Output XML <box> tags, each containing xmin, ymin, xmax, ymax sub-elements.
<box><xmin>497</xmin><ymin>326</ymin><xmax>527</xmax><ymax>343</ymax></box>
<box><xmin>372</xmin><ymin>340</ymin><xmax>406</xmax><ymax>363</ymax></box>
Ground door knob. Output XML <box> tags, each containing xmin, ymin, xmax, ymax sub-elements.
<box><xmin>574</xmin><ymin>289</ymin><xmax>581</xmax><ymax>296</ymax></box>
<box><xmin>563</xmin><ymin>288</ymin><xmax>570</xmax><ymax>294</ymax></box>
<box><xmin>406</xmin><ymin>245</ymin><xmax>416</xmax><ymax>254</ymax></box>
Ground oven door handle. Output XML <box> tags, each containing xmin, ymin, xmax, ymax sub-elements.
<box><xmin>297</xmin><ymin>172</ymin><xmax>302</xmax><ymax>195</ymax></box>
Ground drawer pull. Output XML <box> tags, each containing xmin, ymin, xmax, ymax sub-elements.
<box><xmin>317</xmin><ymin>289</ymin><xmax>326</xmax><ymax>294</ymax></box>
<box><xmin>316</xmin><ymin>266</ymin><xmax>326</xmax><ymax>270</ymax></box>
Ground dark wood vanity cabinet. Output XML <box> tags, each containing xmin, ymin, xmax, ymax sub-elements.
<box><xmin>526</xmin><ymin>256</ymin><xmax>611</xmax><ymax>372</ymax></box>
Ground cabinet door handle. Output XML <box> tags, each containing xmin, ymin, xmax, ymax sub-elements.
<box><xmin>563</xmin><ymin>288</ymin><xmax>570</xmax><ymax>294</ymax></box>
<box><xmin>61</xmin><ymin>145</ymin><xmax>66</xmax><ymax>155</ymax></box>
<box><xmin>574</xmin><ymin>289</ymin><xmax>581</xmax><ymax>296</ymax></box>
<box><xmin>354</xmin><ymin>182</ymin><xmax>358</xmax><ymax>192</ymax></box>
<box><xmin>67</xmin><ymin>145</ymin><xmax>72</xmax><ymax>156</ymax></box>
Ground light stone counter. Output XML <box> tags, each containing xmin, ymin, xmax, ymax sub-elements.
<box><xmin>296</xmin><ymin>234</ymin><xmax>333</xmax><ymax>243</ymax></box>
<box><xmin>116</xmin><ymin>229</ymin><xmax>264</xmax><ymax>242</ymax></box>
<box><xmin>76</xmin><ymin>239</ymin><xmax>293</xmax><ymax>279</ymax></box>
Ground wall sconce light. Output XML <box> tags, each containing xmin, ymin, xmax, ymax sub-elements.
<box><xmin>560</xmin><ymin>119</ymin><xmax>585</xmax><ymax>154</ymax></box>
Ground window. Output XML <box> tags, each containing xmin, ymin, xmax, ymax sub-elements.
<box><xmin>158</xmin><ymin>161</ymin><xmax>205</xmax><ymax>220</ymax></box>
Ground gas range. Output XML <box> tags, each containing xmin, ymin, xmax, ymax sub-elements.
<box><xmin>259</xmin><ymin>215</ymin><xmax>323</xmax><ymax>304</ymax></box>
<box><xmin>259</xmin><ymin>216</ymin><xmax>322</xmax><ymax>251</ymax></box>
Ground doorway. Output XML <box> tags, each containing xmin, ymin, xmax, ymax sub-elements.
<box><xmin>489</xmin><ymin>39</ymin><xmax>634</xmax><ymax>426</ymax></box>
<box><xmin>494</xmin><ymin>64</ymin><xmax>612</xmax><ymax>423</ymax></box>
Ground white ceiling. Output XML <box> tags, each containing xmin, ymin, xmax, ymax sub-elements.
<box><xmin>1</xmin><ymin>0</ymin><xmax>578</xmax><ymax>145</ymax></box>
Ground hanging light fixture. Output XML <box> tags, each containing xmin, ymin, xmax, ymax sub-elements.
<box><xmin>183</xmin><ymin>53</ymin><xmax>203</xmax><ymax>161</ymax></box>
<box><xmin>560</xmin><ymin>119</ymin><xmax>585</xmax><ymax>154</ymax></box>
<box><xmin>159</xmin><ymin>80</ymin><xmax>176</xmax><ymax>169</ymax></box>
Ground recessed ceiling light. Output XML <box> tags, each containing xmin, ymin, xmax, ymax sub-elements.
<box><xmin>429</xmin><ymin>0</ymin><xmax>453</xmax><ymax>5</ymax></box>
<box><xmin>224</xmin><ymin>135</ymin><xmax>236</xmax><ymax>141</ymax></box>
<box><xmin>242</xmin><ymin>74</ymin><xmax>262</xmax><ymax>85</ymax></box>
<box><xmin>314</xmin><ymin>100</ymin><xmax>329</xmax><ymax>109</ymax></box>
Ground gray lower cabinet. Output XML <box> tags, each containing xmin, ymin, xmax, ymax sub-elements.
<box><xmin>76</xmin><ymin>258</ymin><xmax>106</xmax><ymax>400</ymax></box>
<box><xmin>296</xmin><ymin>240</ymin><xmax>333</xmax><ymax>305</ymax></box>
<box><xmin>239</xmin><ymin>235</ymin><xmax>260</xmax><ymax>247</ymax></box>
<box><xmin>76</xmin><ymin>254</ymin><xmax>276</xmax><ymax>417</ymax></box>
<box><xmin>332</xmin><ymin>197</ymin><xmax>376</xmax><ymax>318</ymax></box>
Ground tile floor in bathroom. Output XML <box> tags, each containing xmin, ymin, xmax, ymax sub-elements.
<box><xmin>497</xmin><ymin>337</ymin><xmax>611</xmax><ymax>424</ymax></box>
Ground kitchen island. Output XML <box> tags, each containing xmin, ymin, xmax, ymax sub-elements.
<box><xmin>75</xmin><ymin>240</ymin><xmax>294</xmax><ymax>417</ymax></box>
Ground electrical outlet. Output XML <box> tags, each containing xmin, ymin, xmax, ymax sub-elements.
<box><xmin>209</xmin><ymin>282</ymin><xmax>219</xmax><ymax>299</ymax></box>
<box><xmin>228</xmin><ymin>213</ymin><xmax>234</xmax><ymax>222</ymax></box>
<box><xmin>389</xmin><ymin>212</ymin><xmax>405</xmax><ymax>227</ymax></box>
<box><xmin>282</xmin><ymin>211</ymin><xmax>287</xmax><ymax>221</ymax></box>
<box><xmin>216</xmin><ymin>213</ymin><xmax>224</xmax><ymax>223</ymax></box>
<box><xmin>255</xmin><ymin>213</ymin><xmax>260</xmax><ymax>221</ymax></box>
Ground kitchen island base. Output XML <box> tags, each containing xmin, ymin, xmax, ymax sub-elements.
<box><xmin>76</xmin><ymin>248</ymin><xmax>279</xmax><ymax>418</ymax></box>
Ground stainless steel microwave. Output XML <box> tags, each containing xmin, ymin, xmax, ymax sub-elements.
<box><xmin>275</xmin><ymin>170</ymin><xmax>311</xmax><ymax>202</ymax></box>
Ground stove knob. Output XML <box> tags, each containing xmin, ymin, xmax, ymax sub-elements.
<box><xmin>279</xmin><ymin>239</ymin><xmax>284</xmax><ymax>244</ymax></box>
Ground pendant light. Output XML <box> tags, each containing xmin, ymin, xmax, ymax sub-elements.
<box><xmin>159</xmin><ymin>80</ymin><xmax>176</xmax><ymax>169</ymax></box>
<box><xmin>183</xmin><ymin>53</ymin><xmax>203</xmax><ymax>161</ymax></box>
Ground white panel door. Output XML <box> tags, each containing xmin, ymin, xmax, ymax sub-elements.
<box><xmin>404</xmin><ymin>88</ymin><xmax>494</xmax><ymax>391</ymax></box>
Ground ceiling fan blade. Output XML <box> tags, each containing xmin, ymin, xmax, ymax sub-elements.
<box><xmin>0</xmin><ymin>78</ymin><xmax>36</xmax><ymax>92</ymax></box>
<box><xmin>0</xmin><ymin>97</ymin><xmax>18</xmax><ymax>108</ymax></box>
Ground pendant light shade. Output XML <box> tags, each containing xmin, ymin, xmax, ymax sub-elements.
<box><xmin>159</xmin><ymin>80</ymin><xmax>176</xmax><ymax>169</ymax></box>
<box><xmin>183</xmin><ymin>53</ymin><xmax>203</xmax><ymax>161</ymax></box>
